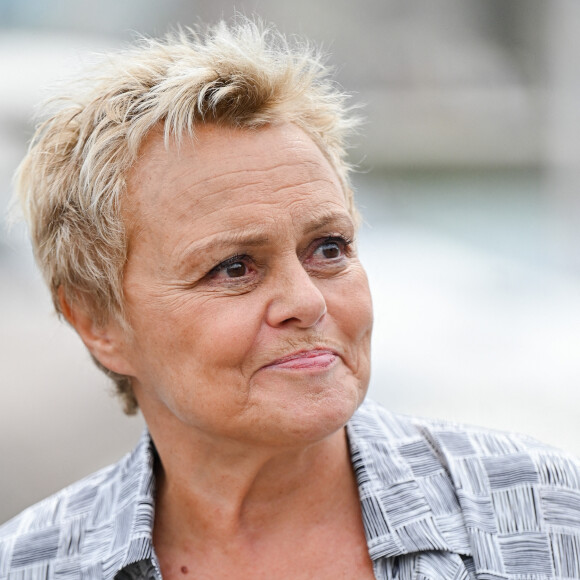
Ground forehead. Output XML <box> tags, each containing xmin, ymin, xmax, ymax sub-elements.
<box><xmin>125</xmin><ymin>123</ymin><xmax>348</xmax><ymax>235</ymax></box>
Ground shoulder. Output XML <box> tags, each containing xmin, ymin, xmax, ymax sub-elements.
<box><xmin>0</xmin><ymin>461</ymin><xmax>119</xmax><ymax>575</ymax></box>
<box><xmin>0</xmin><ymin>431</ymin><xmax>153</xmax><ymax>578</ymax></box>
<box><xmin>0</xmin><ymin>458</ymin><xmax>122</xmax><ymax>534</ymax></box>
<box><xmin>408</xmin><ymin>411</ymin><xmax>580</xmax><ymax>496</ymax></box>
<box><xmin>416</xmin><ymin>414</ymin><xmax>580</xmax><ymax>576</ymax></box>
<box><xmin>352</xmin><ymin>398</ymin><xmax>580</xmax><ymax>492</ymax></box>
<box><xmin>351</xmin><ymin>399</ymin><xmax>580</xmax><ymax>575</ymax></box>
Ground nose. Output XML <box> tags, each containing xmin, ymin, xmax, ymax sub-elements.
<box><xmin>265</xmin><ymin>258</ymin><xmax>327</xmax><ymax>329</ymax></box>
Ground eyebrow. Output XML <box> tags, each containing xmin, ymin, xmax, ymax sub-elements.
<box><xmin>177</xmin><ymin>210</ymin><xmax>354</xmax><ymax>272</ymax></box>
<box><xmin>177</xmin><ymin>228</ymin><xmax>271</xmax><ymax>270</ymax></box>
<box><xmin>303</xmin><ymin>212</ymin><xmax>354</xmax><ymax>235</ymax></box>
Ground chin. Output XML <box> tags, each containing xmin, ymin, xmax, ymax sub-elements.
<box><xmin>265</xmin><ymin>381</ymin><xmax>367</xmax><ymax>445</ymax></box>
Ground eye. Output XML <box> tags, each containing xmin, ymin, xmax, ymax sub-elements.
<box><xmin>316</xmin><ymin>241</ymin><xmax>342</xmax><ymax>259</ymax></box>
<box><xmin>208</xmin><ymin>255</ymin><xmax>253</xmax><ymax>281</ymax></box>
<box><xmin>312</xmin><ymin>236</ymin><xmax>352</xmax><ymax>261</ymax></box>
<box><xmin>222</xmin><ymin>261</ymin><xmax>247</xmax><ymax>278</ymax></box>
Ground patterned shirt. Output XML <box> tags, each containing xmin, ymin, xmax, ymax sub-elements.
<box><xmin>1</xmin><ymin>399</ymin><xmax>580</xmax><ymax>579</ymax></box>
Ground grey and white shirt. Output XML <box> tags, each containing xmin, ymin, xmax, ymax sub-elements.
<box><xmin>1</xmin><ymin>399</ymin><xmax>580</xmax><ymax>579</ymax></box>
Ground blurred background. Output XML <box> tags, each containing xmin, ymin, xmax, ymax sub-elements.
<box><xmin>1</xmin><ymin>0</ymin><xmax>579</xmax><ymax>524</ymax></box>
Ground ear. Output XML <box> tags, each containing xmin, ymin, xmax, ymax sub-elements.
<box><xmin>58</xmin><ymin>287</ymin><xmax>136</xmax><ymax>377</ymax></box>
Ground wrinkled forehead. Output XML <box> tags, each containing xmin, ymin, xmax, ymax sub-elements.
<box><xmin>123</xmin><ymin>123</ymin><xmax>348</xmax><ymax>236</ymax></box>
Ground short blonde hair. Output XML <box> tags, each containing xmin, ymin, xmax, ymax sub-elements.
<box><xmin>15</xmin><ymin>19</ymin><xmax>360</xmax><ymax>414</ymax></box>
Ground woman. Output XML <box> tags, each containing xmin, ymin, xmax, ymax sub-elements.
<box><xmin>2</xmin><ymin>20</ymin><xmax>579</xmax><ymax>580</ymax></box>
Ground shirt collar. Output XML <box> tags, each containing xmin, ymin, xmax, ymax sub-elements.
<box><xmin>99</xmin><ymin>399</ymin><xmax>471</xmax><ymax>577</ymax></box>
<box><xmin>346</xmin><ymin>400</ymin><xmax>471</xmax><ymax>560</ymax></box>
<box><xmin>79</xmin><ymin>429</ymin><xmax>158</xmax><ymax>578</ymax></box>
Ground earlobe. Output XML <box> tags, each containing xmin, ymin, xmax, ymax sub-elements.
<box><xmin>57</xmin><ymin>287</ymin><xmax>136</xmax><ymax>377</ymax></box>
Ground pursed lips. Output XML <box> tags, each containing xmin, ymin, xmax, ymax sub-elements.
<box><xmin>261</xmin><ymin>348</ymin><xmax>339</xmax><ymax>370</ymax></box>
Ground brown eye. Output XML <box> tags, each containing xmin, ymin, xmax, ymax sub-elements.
<box><xmin>208</xmin><ymin>254</ymin><xmax>253</xmax><ymax>282</ymax></box>
<box><xmin>225</xmin><ymin>262</ymin><xmax>247</xmax><ymax>278</ymax></box>
<box><xmin>315</xmin><ymin>241</ymin><xmax>343</xmax><ymax>260</ymax></box>
<box><xmin>321</xmin><ymin>243</ymin><xmax>341</xmax><ymax>259</ymax></box>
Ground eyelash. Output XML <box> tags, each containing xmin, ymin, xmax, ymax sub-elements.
<box><xmin>318</xmin><ymin>234</ymin><xmax>353</xmax><ymax>253</ymax></box>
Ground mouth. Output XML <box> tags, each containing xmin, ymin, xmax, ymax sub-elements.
<box><xmin>262</xmin><ymin>349</ymin><xmax>339</xmax><ymax>371</ymax></box>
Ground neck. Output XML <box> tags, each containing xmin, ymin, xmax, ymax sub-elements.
<box><xmin>147</xmin><ymin>417</ymin><xmax>357</xmax><ymax>547</ymax></box>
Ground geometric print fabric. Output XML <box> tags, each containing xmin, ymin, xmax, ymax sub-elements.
<box><xmin>1</xmin><ymin>398</ymin><xmax>580</xmax><ymax>579</ymax></box>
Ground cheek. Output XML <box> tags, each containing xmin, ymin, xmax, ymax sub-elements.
<box><xmin>178</xmin><ymin>297</ymin><xmax>264</xmax><ymax>370</ymax></box>
<box><xmin>130</xmin><ymin>298</ymin><xmax>266</xmax><ymax>417</ymax></box>
<box><xmin>325</xmin><ymin>268</ymin><xmax>373</xmax><ymax>378</ymax></box>
<box><xmin>126</xmin><ymin>291</ymin><xmax>262</xmax><ymax>386</ymax></box>
<box><xmin>328</xmin><ymin>268</ymin><xmax>374</xmax><ymax>339</ymax></box>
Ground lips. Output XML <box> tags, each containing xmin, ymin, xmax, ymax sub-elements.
<box><xmin>262</xmin><ymin>349</ymin><xmax>338</xmax><ymax>370</ymax></box>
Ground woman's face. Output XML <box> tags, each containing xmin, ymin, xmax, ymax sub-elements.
<box><xmin>117</xmin><ymin>123</ymin><xmax>373</xmax><ymax>447</ymax></box>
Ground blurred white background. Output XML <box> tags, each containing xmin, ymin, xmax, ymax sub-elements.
<box><xmin>1</xmin><ymin>0</ymin><xmax>579</xmax><ymax>524</ymax></box>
